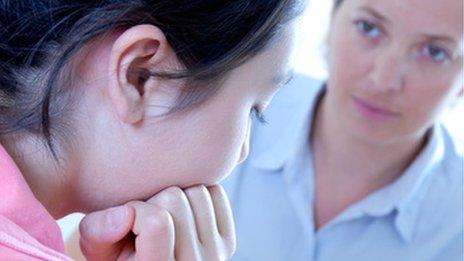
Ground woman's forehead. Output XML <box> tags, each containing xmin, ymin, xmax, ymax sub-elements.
<box><xmin>350</xmin><ymin>0</ymin><xmax>462</xmax><ymax>41</ymax></box>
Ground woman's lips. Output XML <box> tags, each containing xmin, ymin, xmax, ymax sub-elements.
<box><xmin>352</xmin><ymin>96</ymin><xmax>400</xmax><ymax>121</ymax></box>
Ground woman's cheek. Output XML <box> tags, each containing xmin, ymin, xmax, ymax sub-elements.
<box><xmin>403</xmin><ymin>85</ymin><xmax>452</xmax><ymax>134</ymax></box>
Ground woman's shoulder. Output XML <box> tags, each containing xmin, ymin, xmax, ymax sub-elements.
<box><xmin>439</xmin><ymin>123</ymin><xmax>464</xmax><ymax>175</ymax></box>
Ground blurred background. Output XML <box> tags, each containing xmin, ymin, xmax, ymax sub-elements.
<box><xmin>58</xmin><ymin>0</ymin><xmax>463</xmax><ymax>242</ymax></box>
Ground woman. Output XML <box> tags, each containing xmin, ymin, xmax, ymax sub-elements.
<box><xmin>0</xmin><ymin>0</ymin><xmax>303</xmax><ymax>260</ymax></box>
<box><xmin>223</xmin><ymin>0</ymin><xmax>463</xmax><ymax>260</ymax></box>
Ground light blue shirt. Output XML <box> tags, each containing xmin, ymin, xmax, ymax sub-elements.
<box><xmin>222</xmin><ymin>75</ymin><xmax>464</xmax><ymax>261</ymax></box>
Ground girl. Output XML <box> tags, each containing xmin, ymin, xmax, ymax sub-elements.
<box><xmin>224</xmin><ymin>0</ymin><xmax>463</xmax><ymax>260</ymax></box>
<box><xmin>0</xmin><ymin>0</ymin><xmax>303</xmax><ymax>260</ymax></box>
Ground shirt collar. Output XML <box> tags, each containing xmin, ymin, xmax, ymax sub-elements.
<box><xmin>394</xmin><ymin>123</ymin><xmax>446</xmax><ymax>242</ymax></box>
<box><xmin>341</xmin><ymin>123</ymin><xmax>446</xmax><ymax>243</ymax></box>
<box><xmin>0</xmin><ymin>143</ymin><xmax>65</xmax><ymax>253</ymax></box>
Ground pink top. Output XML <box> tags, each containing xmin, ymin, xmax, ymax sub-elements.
<box><xmin>0</xmin><ymin>144</ymin><xmax>71</xmax><ymax>260</ymax></box>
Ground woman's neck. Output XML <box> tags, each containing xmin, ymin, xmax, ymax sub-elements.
<box><xmin>311</xmin><ymin>93</ymin><xmax>429</xmax><ymax>230</ymax></box>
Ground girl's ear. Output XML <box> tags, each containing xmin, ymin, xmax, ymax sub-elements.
<box><xmin>107</xmin><ymin>24</ymin><xmax>173</xmax><ymax>124</ymax></box>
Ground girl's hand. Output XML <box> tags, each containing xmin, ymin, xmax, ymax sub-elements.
<box><xmin>78</xmin><ymin>185</ymin><xmax>236</xmax><ymax>261</ymax></box>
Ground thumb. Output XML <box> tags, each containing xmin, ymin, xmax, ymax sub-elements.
<box><xmin>79</xmin><ymin>205</ymin><xmax>135</xmax><ymax>260</ymax></box>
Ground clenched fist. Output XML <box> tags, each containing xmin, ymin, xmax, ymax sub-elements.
<box><xmin>78</xmin><ymin>185</ymin><xmax>236</xmax><ymax>261</ymax></box>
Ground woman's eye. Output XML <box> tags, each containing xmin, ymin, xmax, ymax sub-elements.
<box><xmin>356</xmin><ymin>20</ymin><xmax>381</xmax><ymax>39</ymax></box>
<box><xmin>250</xmin><ymin>106</ymin><xmax>268</xmax><ymax>125</ymax></box>
<box><xmin>421</xmin><ymin>44</ymin><xmax>450</xmax><ymax>63</ymax></box>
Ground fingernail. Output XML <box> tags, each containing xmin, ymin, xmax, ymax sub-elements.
<box><xmin>107</xmin><ymin>206</ymin><xmax>128</xmax><ymax>230</ymax></box>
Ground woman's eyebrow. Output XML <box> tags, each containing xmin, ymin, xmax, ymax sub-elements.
<box><xmin>359</xmin><ymin>6</ymin><xmax>391</xmax><ymax>24</ymax></box>
<box><xmin>421</xmin><ymin>34</ymin><xmax>457</xmax><ymax>45</ymax></box>
<box><xmin>359</xmin><ymin>6</ymin><xmax>459</xmax><ymax>47</ymax></box>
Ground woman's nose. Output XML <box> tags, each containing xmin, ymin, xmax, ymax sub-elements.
<box><xmin>369</xmin><ymin>44</ymin><xmax>406</xmax><ymax>92</ymax></box>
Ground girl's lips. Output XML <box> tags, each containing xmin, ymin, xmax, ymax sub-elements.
<box><xmin>352</xmin><ymin>96</ymin><xmax>400</xmax><ymax>121</ymax></box>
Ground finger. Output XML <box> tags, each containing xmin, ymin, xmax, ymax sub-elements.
<box><xmin>208</xmin><ymin>185</ymin><xmax>236</xmax><ymax>257</ymax></box>
<box><xmin>147</xmin><ymin>186</ymin><xmax>201</xmax><ymax>260</ymax></box>
<box><xmin>127</xmin><ymin>201</ymin><xmax>175</xmax><ymax>261</ymax></box>
<box><xmin>184</xmin><ymin>185</ymin><xmax>219</xmax><ymax>247</ymax></box>
<box><xmin>79</xmin><ymin>205</ymin><xmax>135</xmax><ymax>261</ymax></box>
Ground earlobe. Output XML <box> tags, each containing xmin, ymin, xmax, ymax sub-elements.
<box><xmin>107</xmin><ymin>24</ymin><xmax>170</xmax><ymax>124</ymax></box>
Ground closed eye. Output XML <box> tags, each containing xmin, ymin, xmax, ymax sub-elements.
<box><xmin>283</xmin><ymin>74</ymin><xmax>295</xmax><ymax>87</ymax></box>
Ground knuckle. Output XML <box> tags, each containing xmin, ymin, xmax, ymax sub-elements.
<box><xmin>208</xmin><ymin>184</ymin><xmax>222</xmax><ymax>193</ymax></box>
<box><xmin>143</xmin><ymin>207</ymin><xmax>174</xmax><ymax>236</ymax></box>
<box><xmin>165</xmin><ymin>186</ymin><xmax>184</xmax><ymax>197</ymax></box>
<box><xmin>185</xmin><ymin>185</ymin><xmax>208</xmax><ymax>198</ymax></box>
<box><xmin>157</xmin><ymin>186</ymin><xmax>188</xmax><ymax>208</ymax></box>
<box><xmin>207</xmin><ymin>185</ymin><xmax>225</xmax><ymax>198</ymax></box>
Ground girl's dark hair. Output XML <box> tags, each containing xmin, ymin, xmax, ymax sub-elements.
<box><xmin>0</xmin><ymin>0</ymin><xmax>302</xmax><ymax>156</ymax></box>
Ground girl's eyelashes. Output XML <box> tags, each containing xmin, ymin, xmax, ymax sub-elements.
<box><xmin>250</xmin><ymin>105</ymin><xmax>268</xmax><ymax>124</ymax></box>
<box><xmin>282</xmin><ymin>74</ymin><xmax>295</xmax><ymax>87</ymax></box>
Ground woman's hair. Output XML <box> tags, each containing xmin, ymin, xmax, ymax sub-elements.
<box><xmin>0</xmin><ymin>0</ymin><xmax>303</xmax><ymax>155</ymax></box>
